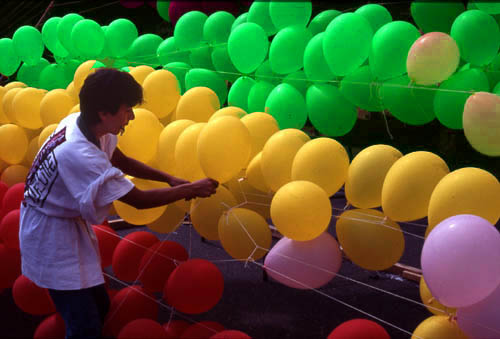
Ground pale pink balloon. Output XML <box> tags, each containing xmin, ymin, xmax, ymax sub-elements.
<box><xmin>407</xmin><ymin>32</ymin><xmax>460</xmax><ymax>85</ymax></box>
<box><xmin>463</xmin><ymin>91</ymin><xmax>500</xmax><ymax>157</ymax></box>
<box><xmin>457</xmin><ymin>284</ymin><xmax>500</xmax><ymax>339</ymax></box>
<box><xmin>264</xmin><ymin>232</ymin><xmax>342</xmax><ymax>289</ymax></box>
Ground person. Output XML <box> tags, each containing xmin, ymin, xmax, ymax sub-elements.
<box><xmin>19</xmin><ymin>68</ymin><xmax>219</xmax><ymax>338</ymax></box>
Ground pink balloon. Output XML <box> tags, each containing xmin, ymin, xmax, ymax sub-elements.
<box><xmin>457</xmin><ymin>284</ymin><xmax>500</xmax><ymax>339</ymax></box>
<box><xmin>421</xmin><ymin>214</ymin><xmax>500</xmax><ymax>308</ymax></box>
<box><xmin>120</xmin><ymin>0</ymin><xmax>144</xmax><ymax>9</ymax></box>
<box><xmin>202</xmin><ymin>1</ymin><xmax>240</xmax><ymax>15</ymax></box>
<box><xmin>264</xmin><ymin>232</ymin><xmax>342</xmax><ymax>289</ymax></box>
<box><xmin>169</xmin><ymin>1</ymin><xmax>204</xmax><ymax>26</ymax></box>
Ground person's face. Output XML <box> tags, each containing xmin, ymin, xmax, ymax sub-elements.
<box><xmin>100</xmin><ymin>104</ymin><xmax>135</xmax><ymax>135</ymax></box>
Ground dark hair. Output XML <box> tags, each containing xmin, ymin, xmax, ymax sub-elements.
<box><xmin>79</xmin><ymin>68</ymin><xmax>143</xmax><ymax>126</ymax></box>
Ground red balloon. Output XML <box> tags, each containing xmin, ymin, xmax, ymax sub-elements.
<box><xmin>165</xmin><ymin>258</ymin><xmax>224</xmax><ymax>314</ymax></box>
<box><xmin>112</xmin><ymin>231</ymin><xmax>159</xmax><ymax>282</ymax></box>
<box><xmin>163</xmin><ymin>319</ymin><xmax>190</xmax><ymax>338</ymax></box>
<box><xmin>118</xmin><ymin>318</ymin><xmax>168</xmax><ymax>338</ymax></box>
<box><xmin>139</xmin><ymin>240</ymin><xmax>188</xmax><ymax>293</ymax></box>
<box><xmin>168</xmin><ymin>1</ymin><xmax>205</xmax><ymax>25</ymax></box>
<box><xmin>103</xmin><ymin>286</ymin><xmax>159</xmax><ymax>338</ymax></box>
<box><xmin>202</xmin><ymin>1</ymin><xmax>239</xmax><ymax>15</ymax></box>
<box><xmin>0</xmin><ymin>209</ymin><xmax>20</xmax><ymax>249</ymax></box>
<box><xmin>181</xmin><ymin>321</ymin><xmax>225</xmax><ymax>339</ymax></box>
<box><xmin>328</xmin><ymin>319</ymin><xmax>390</xmax><ymax>339</ymax></box>
<box><xmin>2</xmin><ymin>183</ymin><xmax>24</xmax><ymax>213</ymax></box>
<box><xmin>13</xmin><ymin>275</ymin><xmax>56</xmax><ymax>315</ymax></box>
<box><xmin>211</xmin><ymin>330</ymin><xmax>251</xmax><ymax>338</ymax></box>
<box><xmin>0</xmin><ymin>243</ymin><xmax>21</xmax><ymax>288</ymax></box>
<box><xmin>0</xmin><ymin>181</ymin><xmax>8</xmax><ymax>203</ymax></box>
<box><xmin>34</xmin><ymin>313</ymin><xmax>65</xmax><ymax>339</ymax></box>
<box><xmin>93</xmin><ymin>224</ymin><xmax>120</xmax><ymax>268</ymax></box>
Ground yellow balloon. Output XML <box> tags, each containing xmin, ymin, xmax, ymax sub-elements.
<box><xmin>129</xmin><ymin>65</ymin><xmax>155</xmax><ymax>85</ymax></box>
<box><xmin>241</xmin><ymin>112</ymin><xmax>280</xmax><ymax>161</ymax></box>
<box><xmin>261</xmin><ymin>129</ymin><xmax>310</xmax><ymax>192</ymax></box>
<box><xmin>65</xmin><ymin>81</ymin><xmax>79</xmax><ymax>104</ymax></box>
<box><xmin>208</xmin><ymin>106</ymin><xmax>247</xmax><ymax>122</ymax></box>
<box><xmin>411</xmin><ymin>316</ymin><xmax>468</xmax><ymax>339</ymax></box>
<box><xmin>38</xmin><ymin>124</ymin><xmax>58</xmax><ymax>148</ymax></box>
<box><xmin>271</xmin><ymin>180</ymin><xmax>331</xmax><ymax>241</ymax></box>
<box><xmin>118</xmin><ymin>108</ymin><xmax>162</xmax><ymax>163</ymax></box>
<box><xmin>73</xmin><ymin>60</ymin><xmax>98</xmax><ymax>92</ymax></box>
<box><xmin>218</xmin><ymin>207</ymin><xmax>271</xmax><ymax>260</ymax></box>
<box><xmin>174</xmin><ymin>123</ymin><xmax>207</xmax><ymax>182</ymax></box>
<box><xmin>3</xmin><ymin>88</ymin><xmax>24</xmax><ymax>123</ymax></box>
<box><xmin>197</xmin><ymin>116</ymin><xmax>251</xmax><ymax>183</ymax></box>
<box><xmin>1</xmin><ymin>164</ymin><xmax>29</xmax><ymax>187</ymax></box>
<box><xmin>291</xmin><ymin>137</ymin><xmax>350</xmax><ymax>197</ymax></box>
<box><xmin>157</xmin><ymin>119</ymin><xmax>195</xmax><ymax>174</ymax></box>
<box><xmin>345</xmin><ymin>145</ymin><xmax>403</xmax><ymax>209</ymax></box>
<box><xmin>141</xmin><ymin>70</ymin><xmax>181</xmax><ymax>118</ymax></box>
<box><xmin>382</xmin><ymin>151</ymin><xmax>449</xmax><ymax>222</ymax></box>
<box><xmin>40</xmin><ymin>89</ymin><xmax>75</xmax><ymax>126</ymax></box>
<box><xmin>113</xmin><ymin>177</ymin><xmax>168</xmax><ymax>225</ymax></box>
<box><xmin>226</xmin><ymin>173</ymin><xmax>273</xmax><ymax>220</ymax></box>
<box><xmin>147</xmin><ymin>203</ymin><xmax>186</xmax><ymax>233</ymax></box>
<box><xmin>190</xmin><ymin>185</ymin><xmax>238</xmax><ymax>240</ymax></box>
<box><xmin>68</xmin><ymin>104</ymin><xmax>80</xmax><ymax>115</ymax></box>
<box><xmin>175</xmin><ymin>87</ymin><xmax>220</xmax><ymax>122</ymax></box>
<box><xmin>12</xmin><ymin>87</ymin><xmax>45</xmax><ymax>130</ymax></box>
<box><xmin>159</xmin><ymin>107</ymin><xmax>176</xmax><ymax>126</ymax></box>
<box><xmin>336</xmin><ymin>209</ymin><xmax>404</xmax><ymax>271</ymax></box>
<box><xmin>0</xmin><ymin>124</ymin><xmax>28</xmax><ymax>165</ymax></box>
<box><xmin>419</xmin><ymin>278</ymin><xmax>456</xmax><ymax>316</ymax></box>
<box><xmin>0</xmin><ymin>86</ymin><xmax>10</xmax><ymax>124</ymax></box>
<box><xmin>23</xmin><ymin>137</ymin><xmax>40</xmax><ymax>167</ymax></box>
<box><xmin>4</xmin><ymin>81</ymin><xmax>26</xmax><ymax>90</ymax></box>
<box><xmin>174</xmin><ymin>198</ymin><xmax>191</xmax><ymax>213</ymax></box>
<box><xmin>246</xmin><ymin>152</ymin><xmax>271</xmax><ymax>193</ymax></box>
<box><xmin>426</xmin><ymin>167</ymin><xmax>500</xmax><ymax>237</ymax></box>
<box><xmin>0</xmin><ymin>158</ymin><xmax>8</xmax><ymax>174</ymax></box>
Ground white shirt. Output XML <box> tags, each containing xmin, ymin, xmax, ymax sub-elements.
<box><xmin>19</xmin><ymin>113</ymin><xmax>134</xmax><ymax>290</ymax></box>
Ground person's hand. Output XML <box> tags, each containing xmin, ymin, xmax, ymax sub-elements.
<box><xmin>188</xmin><ymin>178</ymin><xmax>219</xmax><ymax>199</ymax></box>
<box><xmin>169</xmin><ymin>176</ymin><xmax>190</xmax><ymax>187</ymax></box>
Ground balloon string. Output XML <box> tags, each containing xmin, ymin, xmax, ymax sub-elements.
<box><xmin>331</xmin><ymin>207</ymin><xmax>429</xmax><ymax>229</ymax></box>
<box><xmin>78</xmin><ymin>1</ymin><xmax>120</xmax><ymax>15</ymax></box>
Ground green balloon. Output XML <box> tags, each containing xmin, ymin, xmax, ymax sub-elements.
<box><xmin>434</xmin><ymin>68</ymin><xmax>489</xmax><ymax>129</ymax></box>
<box><xmin>57</xmin><ymin>13</ymin><xmax>83</xmax><ymax>57</ymax></box>
<box><xmin>228</xmin><ymin>76</ymin><xmax>255</xmax><ymax>112</ymax></box>
<box><xmin>380</xmin><ymin>74</ymin><xmax>436</xmax><ymax>125</ymax></box>
<box><xmin>189</xmin><ymin>42</ymin><xmax>214</xmax><ymax>69</ymax></box>
<box><xmin>484</xmin><ymin>53</ymin><xmax>500</xmax><ymax>89</ymax></box>
<box><xmin>355</xmin><ymin>4</ymin><xmax>392</xmax><ymax>33</ymax></box>
<box><xmin>185</xmin><ymin>68</ymin><xmax>227</xmax><ymax>106</ymax></box>
<box><xmin>228</xmin><ymin>22</ymin><xmax>268</xmax><ymax>74</ymax></box>
<box><xmin>255</xmin><ymin>59</ymin><xmax>281</xmax><ymax>85</ymax></box>
<box><xmin>17</xmin><ymin>58</ymin><xmax>49</xmax><ymax>88</ymax></box>
<box><xmin>411</xmin><ymin>1</ymin><xmax>465</xmax><ymax>34</ymax></box>
<box><xmin>0</xmin><ymin>38</ymin><xmax>21</xmax><ymax>76</ymax></box>
<box><xmin>340</xmin><ymin>65</ymin><xmax>384</xmax><ymax>112</ymax></box>
<box><xmin>39</xmin><ymin>63</ymin><xmax>71</xmax><ymax>91</ymax></box>
<box><xmin>451</xmin><ymin>10</ymin><xmax>500</xmax><ymax>66</ymax></box>
<box><xmin>307</xmin><ymin>83</ymin><xmax>357</xmax><ymax>137</ymax></box>
<box><xmin>269</xmin><ymin>25</ymin><xmax>312</xmax><ymax>75</ymax></box>
<box><xmin>269</xmin><ymin>0</ymin><xmax>312</xmax><ymax>29</ymax></box>
<box><xmin>164</xmin><ymin>61</ymin><xmax>190</xmax><ymax>94</ymax></box>
<box><xmin>126</xmin><ymin>34</ymin><xmax>163</xmax><ymax>67</ymax></box>
<box><xmin>248</xmin><ymin>81</ymin><xmax>274</xmax><ymax>113</ymax></box>
<box><xmin>63</xmin><ymin>59</ymin><xmax>82</xmax><ymax>82</ymax></box>
<box><xmin>231</xmin><ymin>12</ymin><xmax>248</xmax><ymax>31</ymax></box>
<box><xmin>106</xmin><ymin>18</ymin><xmax>138</xmax><ymax>58</ymax></box>
<box><xmin>203</xmin><ymin>11</ymin><xmax>235</xmax><ymax>45</ymax></box>
<box><xmin>303</xmin><ymin>32</ymin><xmax>335</xmax><ymax>83</ymax></box>
<box><xmin>12</xmin><ymin>26</ymin><xmax>44</xmax><ymax>66</ymax></box>
<box><xmin>211</xmin><ymin>45</ymin><xmax>239</xmax><ymax>82</ymax></box>
<box><xmin>369</xmin><ymin>21</ymin><xmax>420</xmax><ymax>80</ymax></box>
<box><xmin>469</xmin><ymin>0</ymin><xmax>500</xmax><ymax>15</ymax></box>
<box><xmin>98</xmin><ymin>26</ymin><xmax>111</xmax><ymax>59</ymax></box>
<box><xmin>42</xmin><ymin>17</ymin><xmax>68</xmax><ymax>57</ymax></box>
<box><xmin>323</xmin><ymin>13</ymin><xmax>373</xmax><ymax>76</ymax></box>
<box><xmin>157</xmin><ymin>37</ymin><xmax>191</xmax><ymax>65</ymax></box>
<box><xmin>157</xmin><ymin>0</ymin><xmax>171</xmax><ymax>22</ymax></box>
<box><xmin>283</xmin><ymin>70</ymin><xmax>309</xmax><ymax>98</ymax></box>
<box><xmin>265</xmin><ymin>83</ymin><xmax>307</xmax><ymax>129</ymax></box>
<box><xmin>307</xmin><ymin>9</ymin><xmax>341</xmax><ymax>36</ymax></box>
<box><xmin>174</xmin><ymin>11</ymin><xmax>207</xmax><ymax>51</ymax></box>
<box><xmin>71</xmin><ymin>19</ymin><xmax>105</xmax><ymax>59</ymax></box>
<box><xmin>248</xmin><ymin>1</ymin><xmax>277</xmax><ymax>36</ymax></box>
<box><xmin>493</xmin><ymin>81</ymin><xmax>500</xmax><ymax>95</ymax></box>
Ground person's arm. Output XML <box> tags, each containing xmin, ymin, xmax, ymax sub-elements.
<box><xmin>118</xmin><ymin>178</ymin><xmax>218</xmax><ymax>209</ymax></box>
<box><xmin>111</xmin><ymin>147</ymin><xmax>188</xmax><ymax>186</ymax></box>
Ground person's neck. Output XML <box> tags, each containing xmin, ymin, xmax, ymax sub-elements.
<box><xmin>77</xmin><ymin>116</ymin><xmax>102</xmax><ymax>149</ymax></box>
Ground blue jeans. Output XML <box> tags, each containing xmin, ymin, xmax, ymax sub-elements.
<box><xmin>48</xmin><ymin>284</ymin><xmax>109</xmax><ymax>339</ymax></box>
